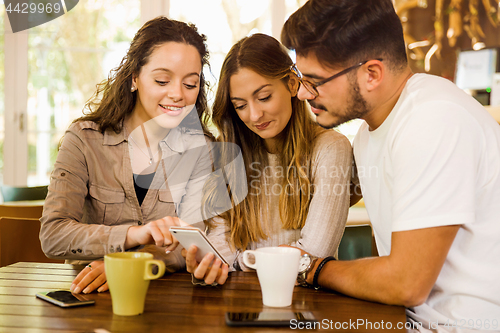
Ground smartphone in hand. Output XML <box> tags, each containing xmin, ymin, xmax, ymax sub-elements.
<box><xmin>170</xmin><ymin>226</ymin><xmax>228</xmax><ymax>264</ymax></box>
<box><xmin>36</xmin><ymin>290</ymin><xmax>95</xmax><ymax>308</ymax></box>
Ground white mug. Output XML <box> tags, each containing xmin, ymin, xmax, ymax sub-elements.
<box><xmin>242</xmin><ymin>247</ymin><xmax>301</xmax><ymax>307</ymax></box>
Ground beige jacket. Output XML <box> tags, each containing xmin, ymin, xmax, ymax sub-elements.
<box><xmin>40</xmin><ymin>120</ymin><xmax>210</xmax><ymax>268</ymax></box>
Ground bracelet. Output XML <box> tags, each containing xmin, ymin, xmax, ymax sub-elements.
<box><xmin>313</xmin><ymin>256</ymin><xmax>336</xmax><ymax>290</ymax></box>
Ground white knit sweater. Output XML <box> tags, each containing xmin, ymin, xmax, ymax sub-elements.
<box><xmin>207</xmin><ymin>130</ymin><xmax>352</xmax><ymax>271</ymax></box>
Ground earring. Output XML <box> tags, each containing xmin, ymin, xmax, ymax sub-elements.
<box><xmin>131</xmin><ymin>86</ymin><xmax>136</xmax><ymax>92</ymax></box>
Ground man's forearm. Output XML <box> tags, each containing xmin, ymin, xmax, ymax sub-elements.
<box><xmin>314</xmin><ymin>256</ymin><xmax>421</xmax><ymax>306</ymax></box>
<box><xmin>310</xmin><ymin>226</ymin><xmax>460</xmax><ymax>307</ymax></box>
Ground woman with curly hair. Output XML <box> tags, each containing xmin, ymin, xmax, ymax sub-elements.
<box><xmin>40</xmin><ymin>16</ymin><xmax>212</xmax><ymax>294</ymax></box>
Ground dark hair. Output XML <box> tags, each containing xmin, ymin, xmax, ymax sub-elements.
<box><xmin>281</xmin><ymin>0</ymin><xmax>407</xmax><ymax>71</ymax></box>
<box><xmin>78</xmin><ymin>16</ymin><xmax>210</xmax><ymax>134</ymax></box>
<box><xmin>206</xmin><ymin>33</ymin><xmax>324</xmax><ymax>250</ymax></box>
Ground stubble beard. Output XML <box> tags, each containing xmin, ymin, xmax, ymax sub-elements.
<box><xmin>313</xmin><ymin>80</ymin><xmax>370</xmax><ymax>129</ymax></box>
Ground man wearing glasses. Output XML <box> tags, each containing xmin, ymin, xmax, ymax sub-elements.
<box><xmin>283</xmin><ymin>0</ymin><xmax>500</xmax><ymax>331</ymax></box>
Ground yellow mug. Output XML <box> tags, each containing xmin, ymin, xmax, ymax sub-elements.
<box><xmin>104</xmin><ymin>252</ymin><xmax>165</xmax><ymax>316</ymax></box>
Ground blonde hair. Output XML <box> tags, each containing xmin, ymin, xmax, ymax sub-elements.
<box><xmin>205</xmin><ymin>34</ymin><xmax>324</xmax><ymax>251</ymax></box>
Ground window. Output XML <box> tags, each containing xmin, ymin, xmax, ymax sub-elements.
<box><xmin>170</xmin><ymin>0</ymin><xmax>272</xmax><ymax>105</ymax></box>
<box><xmin>170</xmin><ymin>0</ymin><xmax>363</xmax><ymax>143</ymax></box>
<box><xmin>2</xmin><ymin>0</ymin><xmax>361</xmax><ymax>188</ymax></box>
<box><xmin>286</xmin><ymin>0</ymin><xmax>308</xmax><ymax>19</ymax></box>
<box><xmin>0</xmin><ymin>2</ymin><xmax>4</xmax><ymax>184</ymax></box>
<box><xmin>26</xmin><ymin>0</ymin><xmax>140</xmax><ymax>185</ymax></box>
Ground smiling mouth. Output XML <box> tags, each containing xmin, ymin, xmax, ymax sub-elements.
<box><xmin>255</xmin><ymin>121</ymin><xmax>271</xmax><ymax>130</ymax></box>
<box><xmin>160</xmin><ymin>104</ymin><xmax>184</xmax><ymax>116</ymax></box>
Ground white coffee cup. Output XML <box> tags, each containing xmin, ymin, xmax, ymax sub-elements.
<box><xmin>242</xmin><ymin>247</ymin><xmax>301</xmax><ymax>307</ymax></box>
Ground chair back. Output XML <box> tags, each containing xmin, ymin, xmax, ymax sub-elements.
<box><xmin>0</xmin><ymin>185</ymin><xmax>48</xmax><ymax>202</ymax></box>
<box><xmin>0</xmin><ymin>217</ymin><xmax>62</xmax><ymax>267</ymax></box>
<box><xmin>0</xmin><ymin>204</ymin><xmax>44</xmax><ymax>219</ymax></box>
<box><xmin>338</xmin><ymin>225</ymin><xmax>373</xmax><ymax>260</ymax></box>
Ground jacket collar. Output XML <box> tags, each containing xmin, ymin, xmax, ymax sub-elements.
<box><xmin>164</xmin><ymin>126</ymin><xmax>185</xmax><ymax>153</ymax></box>
<box><xmin>103</xmin><ymin>125</ymin><xmax>128</xmax><ymax>146</ymax></box>
<box><xmin>103</xmin><ymin>120</ymin><xmax>204</xmax><ymax>151</ymax></box>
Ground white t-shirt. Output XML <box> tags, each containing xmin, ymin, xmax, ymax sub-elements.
<box><xmin>353</xmin><ymin>73</ymin><xmax>500</xmax><ymax>331</ymax></box>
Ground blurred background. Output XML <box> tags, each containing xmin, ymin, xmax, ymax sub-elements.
<box><xmin>1</xmin><ymin>0</ymin><xmax>500</xmax><ymax>188</ymax></box>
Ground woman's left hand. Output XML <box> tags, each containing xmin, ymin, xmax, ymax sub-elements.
<box><xmin>70</xmin><ymin>260</ymin><xmax>108</xmax><ymax>294</ymax></box>
<box><xmin>183</xmin><ymin>245</ymin><xmax>229</xmax><ymax>285</ymax></box>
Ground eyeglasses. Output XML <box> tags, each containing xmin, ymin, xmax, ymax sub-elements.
<box><xmin>290</xmin><ymin>59</ymin><xmax>383</xmax><ymax>97</ymax></box>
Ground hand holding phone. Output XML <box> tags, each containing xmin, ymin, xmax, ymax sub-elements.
<box><xmin>170</xmin><ymin>226</ymin><xmax>228</xmax><ymax>264</ymax></box>
<box><xmin>36</xmin><ymin>290</ymin><xmax>95</xmax><ymax>308</ymax></box>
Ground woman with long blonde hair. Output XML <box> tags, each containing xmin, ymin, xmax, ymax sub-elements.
<box><xmin>185</xmin><ymin>33</ymin><xmax>352</xmax><ymax>285</ymax></box>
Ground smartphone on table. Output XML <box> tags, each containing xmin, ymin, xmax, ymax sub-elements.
<box><xmin>225</xmin><ymin>311</ymin><xmax>318</xmax><ymax>327</ymax></box>
<box><xmin>169</xmin><ymin>226</ymin><xmax>228</xmax><ymax>264</ymax></box>
<box><xmin>36</xmin><ymin>290</ymin><xmax>95</xmax><ymax>308</ymax></box>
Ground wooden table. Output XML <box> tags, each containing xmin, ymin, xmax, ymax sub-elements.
<box><xmin>0</xmin><ymin>262</ymin><xmax>406</xmax><ymax>332</ymax></box>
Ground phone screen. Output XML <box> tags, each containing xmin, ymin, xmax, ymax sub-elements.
<box><xmin>225</xmin><ymin>311</ymin><xmax>318</xmax><ymax>327</ymax></box>
<box><xmin>36</xmin><ymin>290</ymin><xmax>95</xmax><ymax>307</ymax></box>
